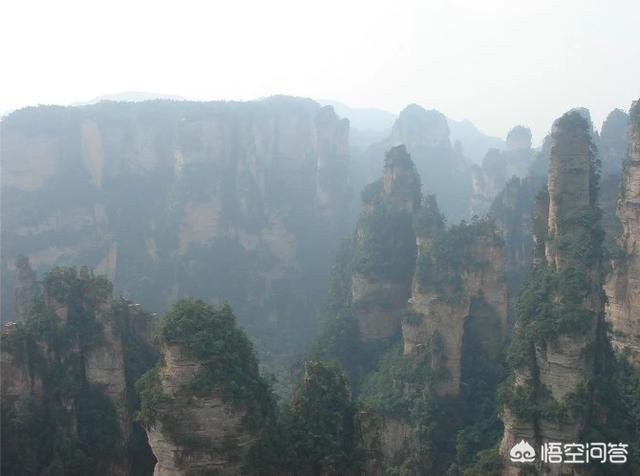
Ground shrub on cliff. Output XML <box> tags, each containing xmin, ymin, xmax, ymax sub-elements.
<box><xmin>140</xmin><ymin>299</ymin><xmax>276</xmax><ymax>431</ymax></box>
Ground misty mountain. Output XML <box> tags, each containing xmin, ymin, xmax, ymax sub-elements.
<box><xmin>448</xmin><ymin>117</ymin><xmax>505</xmax><ymax>164</ymax></box>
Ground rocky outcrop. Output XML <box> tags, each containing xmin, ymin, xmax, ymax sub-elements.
<box><xmin>0</xmin><ymin>267</ymin><xmax>159</xmax><ymax>475</ymax></box>
<box><xmin>404</xmin><ymin>213</ymin><xmax>508</xmax><ymax>397</ymax></box>
<box><xmin>605</xmin><ymin>99</ymin><xmax>640</xmax><ymax>365</ymax></box>
<box><xmin>360</xmin><ymin>412</ymin><xmax>414</xmax><ymax>475</ymax></box>
<box><xmin>138</xmin><ymin>300</ymin><xmax>274</xmax><ymax>476</ymax></box>
<box><xmin>545</xmin><ymin>109</ymin><xmax>597</xmax><ymax>270</ymax></box>
<box><xmin>145</xmin><ymin>343</ymin><xmax>254</xmax><ymax>476</ymax></box>
<box><xmin>499</xmin><ymin>109</ymin><xmax>605</xmax><ymax>475</ymax></box>
<box><xmin>85</xmin><ymin>297</ymin><xmax>131</xmax><ymax>439</ymax></box>
<box><xmin>351</xmin><ymin>145</ymin><xmax>420</xmax><ymax>341</ymax></box>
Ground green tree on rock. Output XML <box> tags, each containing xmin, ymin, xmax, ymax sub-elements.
<box><xmin>284</xmin><ymin>361</ymin><xmax>362</xmax><ymax>475</ymax></box>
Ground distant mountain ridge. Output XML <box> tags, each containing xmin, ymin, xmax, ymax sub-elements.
<box><xmin>74</xmin><ymin>91</ymin><xmax>187</xmax><ymax>105</ymax></box>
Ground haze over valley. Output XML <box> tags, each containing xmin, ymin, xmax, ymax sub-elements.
<box><xmin>2</xmin><ymin>1</ymin><xmax>640</xmax><ymax>475</ymax></box>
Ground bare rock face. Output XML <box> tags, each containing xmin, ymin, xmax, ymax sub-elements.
<box><xmin>545</xmin><ymin>110</ymin><xmax>596</xmax><ymax>270</ymax></box>
<box><xmin>499</xmin><ymin>109</ymin><xmax>604</xmax><ymax>475</ymax></box>
<box><xmin>404</xmin><ymin>223</ymin><xmax>507</xmax><ymax>397</ymax></box>
<box><xmin>606</xmin><ymin>99</ymin><xmax>640</xmax><ymax>365</ymax></box>
<box><xmin>85</xmin><ymin>300</ymin><xmax>132</xmax><ymax>440</ymax></box>
<box><xmin>145</xmin><ymin>344</ymin><xmax>254</xmax><ymax>476</ymax></box>
<box><xmin>0</xmin><ymin>98</ymin><xmax>351</xmax><ymax>356</ymax></box>
<box><xmin>351</xmin><ymin>146</ymin><xmax>420</xmax><ymax>341</ymax></box>
<box><xmin>360</xmin><ymin>412</ymin><xmax>415</xmax><ymax>475</ymax></box>
<box><xmin>138</xmin><ymin>300</ymin><xmax>273</xmax><ymax>476</ymax></box>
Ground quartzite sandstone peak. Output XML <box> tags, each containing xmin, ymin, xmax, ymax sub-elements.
<box><xmin>404</xmin><ymin>213</ymin><xmax>508</xmax><ymax>397</ymax></box>
<box><xmin>351</xmin><ymin>145</ymin><xmax>420</xmax><ymax>341</ymax></box>
<box><xmin>605</xmin><ymin>99</ymin><xmax>640</xmax><ymax>366</ymax></box>
<box><xmin>1</xmin><ymin>267</ymin><xmax>159</xmax><ymax>475</ymax></box>
<box><xmin>500</xmin><ymin>109</ymin><xmax>605</xmax><ymax>476</ymax></box>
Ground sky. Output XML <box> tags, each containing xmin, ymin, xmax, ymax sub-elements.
<box><xmin>1</xmin><ymin>0</ymin><xmax>639</xmax><ymax>144</ymax></box>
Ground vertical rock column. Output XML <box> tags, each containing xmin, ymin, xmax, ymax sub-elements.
<box><xmin>404</xmin><ymin>203</ymin><xmax>507</xmax><ymax>397</ymax></box>
<box><xmin>500</xmin><ymin>109</ymin><xmax>605</xmax><ymax>475</ymax></box>
<box><xmin>606</xmin><ymin>100</ymin><xmax>640</xmax><ymax>365</ymax></box>
<box><xmin>351</xmin><ymin>145</ymin><xmax>421</xmax><ymax>341</ymax></box>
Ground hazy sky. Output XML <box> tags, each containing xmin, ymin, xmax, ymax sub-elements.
<box><xmin>2</xmin><ymin>0</ymin><xmax>639</xmax><ymax>144</ymax></box>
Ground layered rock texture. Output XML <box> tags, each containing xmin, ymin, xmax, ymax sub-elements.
<box><xmin>404</xmin><ymin>209</ymin><xmax>508</xmax><ymax>397</ymax></box>
<box><xmin>351</xmin><ymin>145</ymin><xmax>420</xmax><ymax>341</ymax></box>
<box><xmin>606</xmin><ymin>100</ymin><xmax>640</xmax><ymax>365</ymax></box>
<box><xmin>144</xmin><ymin>342</ymin><xmax>256</xmax><ymax>475</ymax></box>
<box><xmin>1</xmin><ymin>265</ymin><xmax>159</xmax><ymax>476</ymax></box>
<box><xmin>0</xmin><ymin>97</ymin><xmax>351</xmax><ymax>369</ymax></box>
<box><xmin>499</xmin><ymin>110</ymin><xmax>606</xmax><ymax>475</ymax></box>
<box><xmin>137</xmin><ymin>299</ymin><xmax>274</xmax><ymax>476</ymax></box>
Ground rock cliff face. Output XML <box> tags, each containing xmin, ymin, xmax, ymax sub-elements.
<box><xmin>0</xmin><ymin>266</ymin><xmax>159</xmax><ymax>475</ymax></box>
<box><xmin>351</xmin><ymin>145</ymin><xmax>420</xmax><ymax>341</ymax></box>
<box><xmin>138</xmin><ymin>300</ymin><xmax>274</xmax><ymax>476</ymax></box>
<box><xmin>605</xmin><ymin>100</ymin><xmax>640</xmax><ymax>365</ymax></box>
<box><xmin>145</xmin><ymin>343</ymin><xmax>254</xmax><ymax>475</ymax></box>
<box><xmin>360</xmin><ymin>412</ymin><xmax>414</xmax><ymax>475</ymax></box>
<box><xmin>404</xmin><ymin>213</ymin><xmax>508</xmax><ymax>397</ymax></box>
<box><xmin>0</xmin><ymin>97</ymin><xmax>351</xmax><ymax>371</ymax></box>
<box><xmin>337</xmin><ymin>143</ymin><xmax>510</xmax><ymax>471</ymax></box>
<box><xmin>545</xmin><ymin>109</ymin><xmax>597</xmax><ymax>270</ymax></box>
<box><xmin>499</xmin><ymin>110</ymin><xmax>605</xmax><ymax>475</ymax></box>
